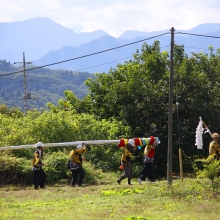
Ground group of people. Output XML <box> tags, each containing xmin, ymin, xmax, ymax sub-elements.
<box><xmin>32</xmin><ymin>142</ymin><xmax>87</xmax><ymax>189</ymax></box>
<box><xmin>31</xmin><ymin>136</ymin><xmax>160</xmax><ymax>189</ymax></box>
<box><xmin>31</xmin><ymin>131</ymin><xmax>220</xmax><ymax>189</ymax></box>
<box><xmin>117</xmin><ymin>136</ymin><xmax>160</xmax><ymax>185</ymax></box>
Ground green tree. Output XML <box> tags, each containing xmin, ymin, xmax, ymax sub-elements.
<box><xmin>77</xmin><ymin>42</ymin><xmax>220</xmax><ymax>177</ymax></box>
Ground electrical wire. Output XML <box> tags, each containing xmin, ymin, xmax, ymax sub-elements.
<box><xmin>28</xmin><ymin>79</ymin><xmax>75</xmax><ymax>85</ymax></box>
<box><xmin>0</xmin><ymin>32</ymin><xmax>170</xmax><ymax>77</ymax></box>
<box><xmin>30</xmin><ymin>55</ymin><xmax>134</xmax><ymax>77</ymax></box>
<box><xmin>176</xmin><ymin>32</ymin><xmax>220</xmax><ymax>39</ymax></box>
<box><xmin>12</xmin><ymin>45</ymin><xmax>171</xmax><ymax>85</ymax></box>
<box><xmin>1</xmin><ymin>31</ymin><xmax>219</xmax><ymax>79</ymax></box>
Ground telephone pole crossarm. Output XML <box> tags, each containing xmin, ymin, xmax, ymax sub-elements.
<box><xmin>14</xmin><ymin>52</ymin><xmax>32</xmax><ymax>113</ymax></box>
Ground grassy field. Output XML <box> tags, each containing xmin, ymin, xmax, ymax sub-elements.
<box><xmin>1</xmin><ymin>178</ymin><xmax>220</xmax><ymax>220</ymax></box>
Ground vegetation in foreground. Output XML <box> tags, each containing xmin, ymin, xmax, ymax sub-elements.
<box><xmin>1</xmin><ymin>41</ymin><xmax>220</xmax><ymax>219</ymax></box>
<box><xmin>1</xmin><ymin>178</ymin><xmax>220</xmax><ymax>220</ymax></box>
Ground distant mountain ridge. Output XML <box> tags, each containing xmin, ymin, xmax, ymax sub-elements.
<box><xmin>34</xmin><ymin>28</ymin><xmax>220</xmax><ymax>73</ymax></box>
<box><xmin>0</xmin><ymin>17</ymin><xmax>109</xmax><ymax>62</ymax></box>
<box><xmin>1</xmin><ymin>17</ymin><xmax>220</xmax><ymax>73</ymax></box>
<box><xmin>118</xmin><ymin>23</ymin><xmax>220</xmax><ymax>39</ymax></box>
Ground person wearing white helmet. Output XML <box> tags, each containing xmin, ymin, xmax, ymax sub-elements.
<box><xmin>69</xmin><ymin>143</ymin><xmax>87</xmax><ymax>187</ymax></box>
<box><xmin>32</xmin><ymin>142</ymin><xmax>46</xmax><ymax>189</ymax></box>
<box><xmin>117</xmin><ymin>139</ymin><xmax>136</xmax><ymax>185</ymax></box>
<box><xmin>208</xmin><ymin>133</ymin><xmax>220</xmax><ymax>160</ymax></box>
<box><xmin>137</xmin><ymin>136</ymin><xmax>160</xmax><ymax>184</ymax></box>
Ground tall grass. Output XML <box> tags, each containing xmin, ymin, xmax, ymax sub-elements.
<box><xmin>1</xmin><ymin>178</ymin><xmax>220</xmax><ymax>220</ymax></box>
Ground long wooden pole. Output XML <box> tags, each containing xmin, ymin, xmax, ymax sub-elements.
<box><xmin>179</xmin><ymin>148</ymin><xmax>183</xmax><ymax>181</ymax></box>
<box><xmin>167</xmin><ymin>27</ymin><xmax>175</xmax><ymax>184</ymax></box>
<box><xmin>0</xmin><ymin>140</ymin><xmax>120</xmax><ymax>151</ymax></box>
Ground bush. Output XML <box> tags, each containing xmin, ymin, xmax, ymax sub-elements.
<box><xmin>44</xmin><ymin>151</ymin><xmax>69</xmax><ymax>184</ymax></box>
<box><xmin>0</xmin><ymin>153</ymin><xmax>33</xmax><ymax>185</ymax></box>
<box><xmin>0</xmin><ymin>151</ymin><xmax>119</xmax><ymax>186</ymax></box>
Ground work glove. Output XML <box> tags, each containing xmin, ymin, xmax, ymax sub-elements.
<box><xmin>119</xmin><ymin>164</ymin><xmax>124</xmax><ymax>170</ymax></box>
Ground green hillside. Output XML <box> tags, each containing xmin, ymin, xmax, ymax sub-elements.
<box><xmin>0</xmin><ymin>59</ymin><xmax>95</xmax><ymax>111</ymax></box>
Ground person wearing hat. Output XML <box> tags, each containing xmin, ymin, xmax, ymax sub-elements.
<box><xmin>69</xmin><ymin>143</ymin><xmax>87</xmax><ymax>187</ymax></box>
<box><xmin>32</xmin><ymin>142</ymin><xmax>46</xmax><ymax>189</ymax></box>
<box><xmin>117</xmin><ymin>139</ymin><xmax>137</xmax><ymax>185</ymax></box>
<box><xmin>208</xmin><ymin>133</ymin><xmax>220</xmax><ymax>160</ymax></box>
<box><xmin>137</xmin><ymin>136</ymin><xmax>160</xmax><ymax>184</ymax></box>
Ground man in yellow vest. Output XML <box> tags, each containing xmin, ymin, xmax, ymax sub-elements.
<box><xmin>32</xmin><ymin>142</ymin><xmax>46</xmax><ymax>189</ymax></box>
<box><xmin>208</xmin><ymin>133</ymin><xmax>220</xmax><ymax>160</ymax></box>
<box><xmin>117</xmin><ymin>139</ymin><xmax>136</xmax><ymax>185</ymax></box>
<box><xmin>69</xmin><ymin>144</ymin><xmax>87</xmax><ymax>187</ymax></box>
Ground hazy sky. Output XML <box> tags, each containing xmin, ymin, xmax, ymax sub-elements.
<box><xmin>1</xmin><ymin>0</ymin><xmax>220</xmax><ymax>37</ymax></box>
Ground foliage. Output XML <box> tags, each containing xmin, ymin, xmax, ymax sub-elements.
<box><xmin>1</xmin><ymin>179</ymin><xmax>220</xmax><ymax>220</ymax></box>
<box><xmin>201</xmin><ymin>160</ymin><xmax>220</xmax><ymax>181</ymax></box>
<box><xmin>126</xmin><ymin>217</ymin><xmax>152</xmax><ymax>220</ymax></box>
<box><xmin>0</xmin><ymin>109</ymin><xmax>131</xmax><ymax>175</ymax></box>
<box><xmin>101</xmin><ymin>188</ymin><xmax>143</xmax><ymax>196</ymax></box>
<box><xmin>44</xmin><ymin>151</ymin><xmax>69</xmax><ymax>184</ymax></box>
<box><xmin>1</xmin><ymin>40</ymin><xmax>220</xmax><ymax>179</ymax></box>
<box><xmin>0</xmin><ymin>151</ymin><xmax>119</xmax><ymax>186</ymax></box>
<box><xmin>0</xmin><ymin>110</ymin><xmax>131</xmax><ymax>149</ymax></box>
<box><xmin>86</xmin><ymin>145</ymin><xmax>123</xmax><ymax>172</ymax></box>
<box><xmin>194</xmin><ymin>158</ymin><xmax>220</xmax><ymax>191</ymax></box>
<box><xmin>64</xmin><ymin>41</ymin><xmax>220</xmax><ymax>177</ymax></box>
<box><xmin>0</xmin><ymin>60</ymin><xmax>15</xmax><ymax>71</ymax></box>
<box><xmin>0</xmin><ymin>104</ymin><xmax>23</xmax><ymax>118</ymax></box>
<box><xmin>0</xmin><ymin>153</ymin><xmax>33</xmax><ymax>185</ymax></box>
<box><xmin>0</xmin><ymin>62</ymin><xmax>95</xmax><ymax>109</ymax></box>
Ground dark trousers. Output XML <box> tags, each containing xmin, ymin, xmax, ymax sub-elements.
<box><xmin>33</xmin><ymin>169</ymin><xmax>46</xmax><ymax>188</ymax></box>
<box><xmin>71</xmin><ymin>167</ymin><xmax>85</xmax><ymax>186</ymax></box>
<box><xmin>118</xmin><ymin>162</ymin><xmax>133</xmax><ymax>184</ymax></box>
<box><xmin>139</xmin><ymin>162</ymin><xmax>155</xmax><ymax>182</ymax></box>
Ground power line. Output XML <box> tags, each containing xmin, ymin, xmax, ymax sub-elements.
<box><xmin>8</xmin><ymin>46</ymin><xmax>171</xmax><ymax>85</ymax></box>
<box><xmin>0</xmin><ymin>32</ymin><xmax>219</xmax><ymax>79</ymax></box>
<box><xmin>176</xmin><ymin>32</ymin><xmax>220</xmax><ymax>38</ymax></box>
<box><xmin>183</xmin><ymin>46</ymin><xmax>209</xmax><ymax>50</ymax></box>
<box><xmin>0</xmin><ymin>32</ymin><xmax>169</xmax><ymax>77</ymax></box>
<box><xmin>1</xmin><ymin>45</ymin><xmax>171</xmax><ymax>82</ymax></box>
<box><xmin>25</xmin><ymin>57</ymin><xmax>135</xmax><ymax>85</ymax></box>
<box><xmin>29</xmin><ymin>79</ymin><xmax>75</xmax><ymax>85</ymax></box>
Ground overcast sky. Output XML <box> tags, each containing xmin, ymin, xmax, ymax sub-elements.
<box><xmin>1</xmin><ymin>0</ymin><xmax>220</xmax><ymax>37</ymax></box>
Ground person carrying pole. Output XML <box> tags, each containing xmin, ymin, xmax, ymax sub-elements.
<box><xmin>208</xmin><ymin>133</ymin><xmax>220</xmax><ymax>160</ymax></box>
<box><xmin>117</xmin><ymin>139</ymin><xmax>136</xmax><ymax>185</ymax></box>
<box><xmin>69</xmin><ymin>143</ymin><xmax>87</xmax><ymax>187</ymax></box>
<box><xmin>32</xmin><ymin>142</ymin><xmax>46</xmax><ymax>189</ymax></box>
<box><xmin>137</xmin><ymin>136</ymin><xmax>160</xmax><ymax>184</ymax></box>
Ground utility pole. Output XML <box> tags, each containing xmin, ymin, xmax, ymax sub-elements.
<box><xmin>14</xmin><ymin>52</ymin><xmax>32</xmax><ymax>114</ymax></box>
<box><xmin>167</xmin><ymin>27</ymin><xmax>175</xmax><ymax>184</ymax></box>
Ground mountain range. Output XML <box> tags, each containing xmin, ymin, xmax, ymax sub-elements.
<box><xmin>1</xmin><ymin>17</ymin><xmax>220</xmax><ymax>73</ymax></box>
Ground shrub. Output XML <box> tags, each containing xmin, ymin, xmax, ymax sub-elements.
<box><xmin>0</xmin><ymin>151</ymin><xmax>119</xmax><ymax>186</ymax></box>
<box><xmin>0</xmin><ymin>153</ymin><xmax>33</xmax><ymax>185</ymax></box>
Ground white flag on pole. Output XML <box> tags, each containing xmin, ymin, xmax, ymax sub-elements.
<box><xmin>195</xmin><ymin>117</ymin><xmax>204</xmax><ymax>149</ymax></box>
